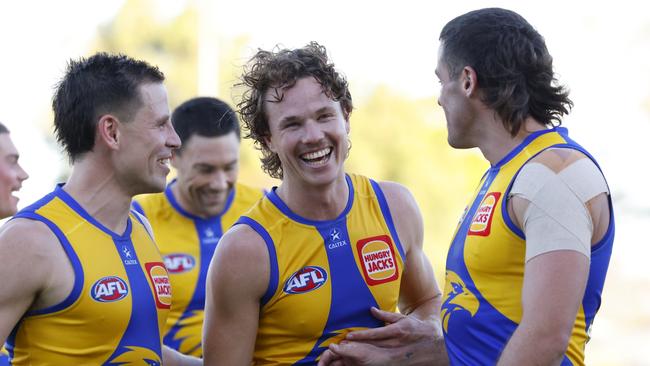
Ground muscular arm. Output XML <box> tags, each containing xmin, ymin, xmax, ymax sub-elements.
<box><xmin>0</xmin><ymin>219</ymin><xmax>59</xmax><ymax>343</ymax></box>
<box><xmin>498</xmin><ymin>149</ymin><xmax>610</xmax><ymax>365</ymax></box>
<box><xmin>497</xmin><ymin>251</ymin><xmax>588</xmax><ymax>366</ymax></box>
<box><xmin>202</xmin><ymin>225</ymin><xmax>269</xmax><ymax>366</ymax></box>
<box><xmin>320</xmin><ymin>182</ymin><xmax>447</xmax><ymax>366</ymax></box>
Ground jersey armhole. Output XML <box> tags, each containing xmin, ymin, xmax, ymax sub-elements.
<box><xmin>12</xmin><ymin>212</ymin><xmax>85</xmax><ymax>317</ymax></box>
<box><xmin>234</xmin><ymin>216</ymin><xmax>278</xmax><ymax>307</ymax></box>
<box><xmin>369</xmin><ymin>179</ymin><xmax>407</xmax><ymax>263</ymax></box>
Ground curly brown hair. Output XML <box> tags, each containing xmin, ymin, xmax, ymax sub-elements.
<box><xmin>236</xmin><ymin>42</ymin><xmax>353</xmax><ymax>179</ymax></box>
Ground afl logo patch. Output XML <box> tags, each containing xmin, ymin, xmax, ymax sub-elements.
<box><xmin>283</xmin><ymin>266</ymin><xmax>328</xmax><ymax>294</ymax></box>
<box><xmin>145</xmin><ymin>262</ymin><xmax>172</xmax><ymax>309</ymax></box>
<box><xmin>91</xmin><ymin>276</ymin><xmax>129</xmax><ymax>302</ymax></box>
<box><xmin>468</xmin><ymin>192</ymin><xmax>501</xmax><ymax>236</ymax></box>
<box><xmin>163</xmin><ymin>254</ymin><xmax>196</xmax><ymax>274</ymax></box>
<box><xmin>357</xmin><ymin>235</ymin><xmax>399</xmax><ymax>286</ymax></box>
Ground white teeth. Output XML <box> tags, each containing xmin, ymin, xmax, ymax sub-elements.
<box><xmin>301</xmin><ymin>147</ymin><xmax>331</xmax><ymax>160</ymax></box>
<box><xmin>159</xmin><ymin>158</ymin><xmax>170</xmax><ymax>166</ymax></box>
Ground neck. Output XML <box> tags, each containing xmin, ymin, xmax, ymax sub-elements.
<box><xmin>478</xmin><ymin>117</ymin><xmax>547</xmax><ymax>166</ymax></box>
<box><xmin>276</xmin><ymin>174</ymin><xmax>349</xmax><ymax>221</ymax></box>
<box><xmin>63</xmin><ymin>156</ymin><xmax>132</xmax><ymax>234</ymax></box>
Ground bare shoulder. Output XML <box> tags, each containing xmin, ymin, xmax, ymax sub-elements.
<box><xmin>376</xmin><ymin>181</ymin><xmax>420</xmax><ymax>217</ymax></box>
<box><xmin>217</xmin><ymin>223</ymin><xmax>270</xmax><ymax>263</ymax></box>
<box><xmin>0</xmin><ymin>218</ymin><xmax>60</xmax><ymax>259</ymax></box>
<box><xmin>376</xmin><ymin>181</ymin><xmax>424</xmax><ymax>253</ymax></box>
<box><xmin>210</xmin><ymin>223</ymin><xmax>270</xmax><ymax>297</ymax></box>
<box><xmin>0</xmin><ymin>218</ymin><xmax>62</xmax><ymax>306</ymax></box>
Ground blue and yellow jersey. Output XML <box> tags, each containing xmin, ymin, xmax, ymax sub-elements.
<box><xmin>442</xmin><ymin>127</ymin><xmax>615</xmax><ymax>365</ymax></box>
<box><xmin>5</xmin><ymin>185</ymin><xmax>171</xmax><ymax>365</ymax></box>
<box><xmin>133</xmin><ymin>181</ymin><xmax>263</xmax><ymax>356</ymax></box>
<box><xmin>240</xmin><ymin>173</ymin><xmax>406</xmax><ymax>364</ymax></box>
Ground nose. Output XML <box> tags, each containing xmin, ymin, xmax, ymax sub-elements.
<box><xmin>302</xmin><ymin>120</ymin><xmax>324</xmax><ymax>144</ymax></box>
<box><xmin>166</xmin><ymin>121</ymin><xmax>181</xmax><ymax>150</ymax></box>
<box><xmin>209</xmin><ymin>170</ymin><xmax>228</xmax><ymax>191</ymax></box>
<box><xmin>17</xmin><ymin>163</ymin><xmax>28</xmax><ymax>182</ymax></box>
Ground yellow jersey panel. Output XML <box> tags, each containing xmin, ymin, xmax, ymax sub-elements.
<box><xmin>442</xmin><ymin>128</ymin><xmax>614</xmax><ymax>366</ymax></box>
<box><xmin>5</xmin><ymin>185</ymin><xmax>170</xmax><ymax>365</ymax></box>
<box><xmin>133</xmin><ymin>181</ymin><xmax>263</xmax><ymax>356</ymax></box>
<box><xmin>240</xmin><ymin>174</ymin><xmax>406</xmax><ymax>365</ymax></box>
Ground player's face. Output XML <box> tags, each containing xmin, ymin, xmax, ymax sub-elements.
<box><xmin>118</xmin><ymin>82</ymin><xmax>180</xmax><ymax>195</ymax></box>
<box><xmin>264</xmin><ymin>76</ymin><xmax>350</xmax><ymax>188</ymax></box>
<box><xmin>0</xmin><ymin>133</ymin><xmax>28</xmax><ymax>219</ymax></box>
<box><xmin>436</xmin><ymin>43</ymin><xmax>477</xmax><ymax>149</ymax></box>
<box><xmin>172</xmin><ymin>132</ymin><xmax>240</xmax><ymax>217</ymax></box>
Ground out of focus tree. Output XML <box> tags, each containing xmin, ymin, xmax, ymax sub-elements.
<box><xmin>347</xmin><ymin>87</ymin><xmax>486</xmax><ymax>277</ymax></box>
<box><xmin>91</xmin><ymin>0</ymin><xmax>274</xmax><ymax>188</ymax></box>
<box><xmin>92</xmin><ymin>0</ymin><xmax>488</xmax><ymax>282</ymax></box>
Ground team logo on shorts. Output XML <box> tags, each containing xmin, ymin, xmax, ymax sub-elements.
<box><xmin>283</xmin><ymin>266</ymin><xmax>328</xmax><ymax>294</ymax></box>
<box><xmin>91</xmin><ymin>276</ymin><xmax>129</xmax><ymax>302</ymax></box>
<box><xmin>145</xmin><ymin>262</ymin><xmax>172</xmax><ymax>309</ymax></box>
<box><xmin>163</xmin><ymin>253</ymin><xmax>196</xmax><ymax>274</ymax></box>
<box><xmin>357</xmin><ymin>235</ymin><xmax>399</xmax><ymax>286</ymax></box>
<box><xmin>468</xmin><ymin>192</ymin><xmax>501</xmax><ymax>236</ymax></box>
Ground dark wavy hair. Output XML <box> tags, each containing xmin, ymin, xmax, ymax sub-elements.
<box><xmin>53</xmin><ymin>52</ymin><xmax>165</xmax><ymax>162</ymax></box>
<box><xmin>236</xmin><ymin>42</ymin><xmax>353</xmax><ymax>179</ymax></box>
<box><xmin>440</xmin><ymin>8</ymin><xmax>573</xmax><ymax>135</ymax></box>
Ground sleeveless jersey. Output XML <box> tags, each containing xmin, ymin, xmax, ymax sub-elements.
<box><xmin>240</xmin><ymin>174</ymin><xmax>406</xmax><ymax>365</ymax></box>
<box><xmin>133</xmin><ymin>181</ymin><xmax>263</xmax><ymax>356</ymax></box>
<box><xmin>442</xmin><ymin>127</ymin><xmax>615</xmax><ymax>365</ymax></box>
<box><xmin>4</xmin><ymin>185</ymin><xmax>171</xmax><ymax>365</ymax></box>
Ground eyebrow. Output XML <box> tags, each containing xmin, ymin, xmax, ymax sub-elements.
<box><xmin>156</xmin><ymin>115</ymin><xmax>171</xmax><ymax>125</ymax></box>
<box><xmin>315</xmin><ymin>106</ymin><xmax>336</xmax><ymax>114</ymax></box>
<box><xmin>5</xmin><ymin>153</ymin><xmax>19</xmax><ymax>162</ymax></box>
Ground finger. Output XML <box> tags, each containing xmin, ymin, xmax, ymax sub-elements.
<box><xmin>318</xmin><ymin>349</ymin><xmax>341</xmax><ymax>366</ymax></box>
<box><xmin>329</xmin><ymin>342</ymin><xmax>365</xmax><ymax>359</ymax></box>
<box><xmin>370</xmin><ymin>307</ymin><xmax>405</xmax><ymax>324</ymax></box>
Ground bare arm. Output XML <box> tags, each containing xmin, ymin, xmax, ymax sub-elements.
<box><xmin>320</xmin><ymin>182</ymin><xmax>447</xmax><ymax>366</ymax></box>
<box><xmin>497</xmin><ymin>251</ymin><xmax>588</xmax><ymax>366</ymax></box>
<box><xmin>0</xmin><ymin>219</ymin><xmax>59</xmax><ymax>343</ymax></box>
<box><xmin>202</xmin><ymin>224</ymin><xmax>269</xmax><ymax>366</ymax></box>
<box><xmin>498</xmin><ymin>149</ymin><xmax>609</xmax><ymax>365</ymax></box>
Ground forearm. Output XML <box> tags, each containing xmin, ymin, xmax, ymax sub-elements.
<box><xmin>163</xmin><ymin>346</ymin><xmax>202</xmax><ymax>366</ymax></box>
<box><xmin>498</xmin><ymin>325</ymin><xmax>567</xmax><ymax>366</ymax></box>
<box><xmin>398</xmin><ymin>296</ymin><xmax>448</xmax><ymax>366</ymax></box>
<box><xmin>404</xmin><ymin>292</ymin><xmax>442</xmax><ymax>323</ymax></box>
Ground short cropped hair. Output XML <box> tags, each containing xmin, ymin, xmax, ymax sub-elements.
<box><xmin>53</xmin><ymin>52</ymin><xmax>165</xmax><ymax>162</ymax></box>
<box><xmin>171</xmin><ymin>97</ymin><xmax>240</xmax><ymax>155</ymax></box>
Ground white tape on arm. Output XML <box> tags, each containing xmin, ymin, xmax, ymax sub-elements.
<box><xmin>510</xmin><ymin>159</ymin><xmax>607</xmax><ymax>262</ymax></box>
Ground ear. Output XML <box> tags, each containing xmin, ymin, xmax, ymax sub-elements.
<box><xmin>263</xmin><ymin>134</ymin><xmax>276</xmax><ymax>154</ymax></box>
<box><xmin>97</xmin><ymin>114</ymin><xmax>121</xmax><ymax>151</ymax></box>
<box><xmin>461</xmin><ymin>66</ymin><xmax>479</xmax><ymax>97</ymax></box>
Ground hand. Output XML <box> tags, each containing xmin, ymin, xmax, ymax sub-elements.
<box><xmin>318</xmin><ymin>307</ymin><xmax>445</xmax><ymax>366</ymax></box>
<box><xmin>318</xmin><ymin>341</ymin><xmax>393</xmax><ymax>366</ymax></box>
<box><xmin>347</xmin><ymin>307</ymin><xmax>436</xmax><ymax>347</ymax></box>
